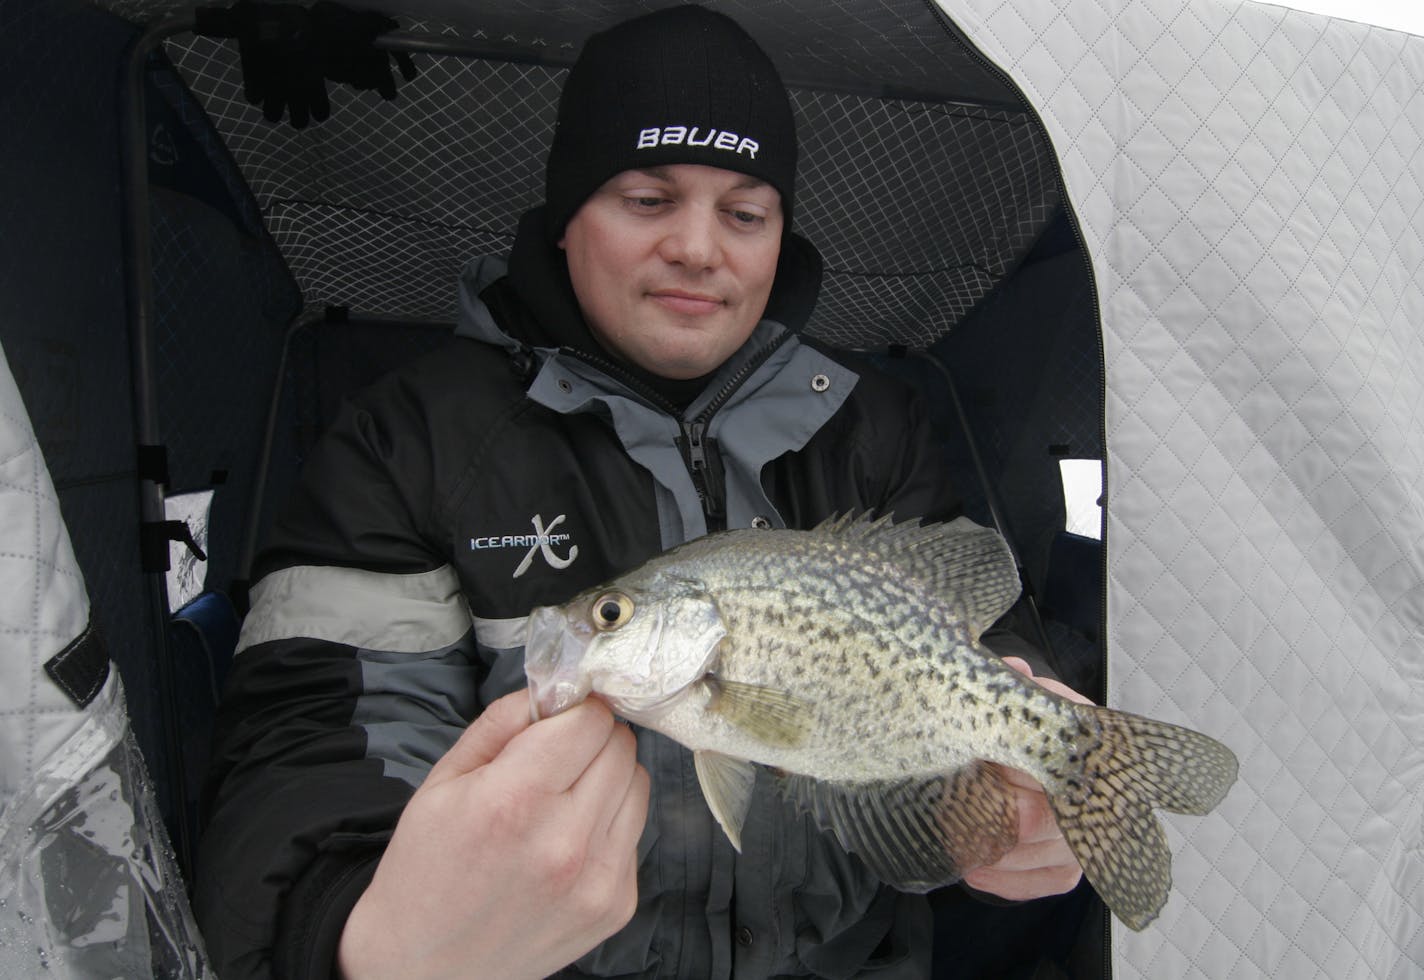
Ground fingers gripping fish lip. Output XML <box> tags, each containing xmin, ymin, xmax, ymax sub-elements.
<box><xmin>528</xmin><ymin>678</ymin><xmax>590</xmax><ymax>722</ymax></box>
<box><xmin>525</xmin><ymin>605</ymin><xmax>594</xmax><ymax>721</ymax></box>
<box><xmin>524</xmin><ymin>578</ymin><xmax>728</xmax><ymax>724</ymax></box>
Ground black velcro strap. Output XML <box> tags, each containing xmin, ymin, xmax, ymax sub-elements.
<box><xmin>44</xmin><ymin>623</ymin><xmax>110</xmax><ymax>708</ymax></box>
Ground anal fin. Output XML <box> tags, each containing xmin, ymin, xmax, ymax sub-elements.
<box><xmin>779</xmin><ymin>761</ymin><xmax>1018</xmax><ymax>892</ymax></box>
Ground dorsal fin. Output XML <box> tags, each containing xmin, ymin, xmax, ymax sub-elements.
<box><xmin>813</xmin><ymin>513</ymin><xmax>1021</xmax><ymax>639</ymax></box>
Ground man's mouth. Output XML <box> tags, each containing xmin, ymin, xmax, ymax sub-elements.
<box><xmin>648</xmin><ymin>289</ymin><xmax>725</xmax><ymax>316</ymax></box>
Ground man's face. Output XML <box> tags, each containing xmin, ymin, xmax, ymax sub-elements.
<box><xmin>559</xmin><ymin>164</ymin><xmax>784</xmax><ymax>380</ymax></box>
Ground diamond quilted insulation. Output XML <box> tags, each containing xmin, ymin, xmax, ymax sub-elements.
<box><xmin>936</xmin><ymin>0</ymin><xmax>1423</xmax><ymax>976</ymax></box>
<box><xmin>0</xmin><ymin>347</ymin><xmax>210</xmax><ymax>975</ymax></box>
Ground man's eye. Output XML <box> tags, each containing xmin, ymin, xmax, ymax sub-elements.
<box><xmin>728</xmin><ymin>209</ymin><xmax>765</xmax><ymax>226</ymax></box>
<box><xmin>625</xmin><ymin>196</ymin><xmax>667</xmax><ymax>211</ymax></box>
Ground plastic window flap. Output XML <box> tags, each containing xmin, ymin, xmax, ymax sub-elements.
<box><xmin>0</xmin><ymin>678</ymin><xmax>211</xmax><ymax>977</ymax></box>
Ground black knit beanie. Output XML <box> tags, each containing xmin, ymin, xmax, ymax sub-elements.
<box><xmin>544</xmin><ymin>5</ymin><xmax>797</xmax><ymax>243</ymax></box>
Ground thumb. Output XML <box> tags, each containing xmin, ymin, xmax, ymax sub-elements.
<box><xmin>1002</xmin><ymin>656</ymin><xmax>1093</xmax><ymax>706</ymax></box>
<box><xmin>423</xmin><ymin>688</ymin><xmax>533</xmax><ymax>787</ymax></box>
<box><xmin>1001</xmin><ymin>656</ymin><xmax>1033</xmax><ymax>679</ymax></box>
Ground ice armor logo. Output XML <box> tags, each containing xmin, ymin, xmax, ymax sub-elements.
<box><xmin>471</xmin><ymin>514</ymin><xmax>579</xmax><ymax>578</ymax></box>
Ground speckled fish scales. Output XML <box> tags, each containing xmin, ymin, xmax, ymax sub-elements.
<box><xmin>524</xmin><ymin>514</ymin><xmax>1239</xmax><ymax>931</ymax></box>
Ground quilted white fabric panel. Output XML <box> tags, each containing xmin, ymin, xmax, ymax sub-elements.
<box><xmin>936</xmin><ymin>0</ymin><xmax>1423</xmax><ymax>976</ymax></box>
<box><xmin>0</xmin><ymin>345</ymin><xmax>91</xmax><ymax>803</ymax></box>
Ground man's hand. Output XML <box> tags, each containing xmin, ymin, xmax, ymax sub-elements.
<box><xmin>337</xmin><ymin>690</ymin><xmax>649</xmax><ymax>980</ymax></box>
<box><xmin>962</xmin><ymin>657</ymin><xmax>1089</xmax><ymax>901</ymax></box>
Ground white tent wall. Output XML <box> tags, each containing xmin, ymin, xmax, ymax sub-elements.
<box><xmin>935</xmin><ymin>0</ymin><xmax>1423</xmax><ymax>976</ymax></box>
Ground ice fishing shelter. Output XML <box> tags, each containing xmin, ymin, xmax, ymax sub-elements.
<box><xmin>0</xmin><ymin>0</ymin><xmax>1419</xmax><ymax>976</ymax></box>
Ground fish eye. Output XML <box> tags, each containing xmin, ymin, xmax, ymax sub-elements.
<box><xmin>591</xmin><ymin>591</ymin><xmax>635</xmax><ymax>631</ymax></box>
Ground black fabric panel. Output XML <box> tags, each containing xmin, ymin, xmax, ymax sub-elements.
<box><xmin>0</xmin><ymin>0</ymin><xmax>136</xmax><ymax>493</ymax></box>
<box><xmin>146</xmin><ymin>56</ymin><xmax>302</xmax><ymax>596</ymax></box>
<box><xmin>928</xmin><ymin>218</ymin><xmax>1102</xmax><ymax>601</ymax></box>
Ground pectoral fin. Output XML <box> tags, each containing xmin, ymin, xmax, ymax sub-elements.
<box><xmin>694</xmin><ymin>750</ymin><xmax>758</xmax><ymax>852</ymax></box>
<box><xmin>779</xmin><ymin>761</ymin><xmax>1019</xmax><ymax>892</ymax></box>
<box><xmin>706</xmin><ymin>676</ymin><xmax>814</xmax><ymax>747</ymax></box>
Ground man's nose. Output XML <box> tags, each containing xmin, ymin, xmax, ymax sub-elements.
<box><xmin>657</xmin><ymin>206</ymin><xmax>723</xmax><ymax>269</ymax></box>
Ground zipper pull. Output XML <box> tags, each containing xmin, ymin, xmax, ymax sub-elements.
<box><xmin>686</xmin><ymin>421</ymin><xmax>708</xmax><ymax>472</ymax></box>
<box><xmin>680</xmin><ymin>421</ymin><xmax>726</xmax><ymax>530</ymax></box>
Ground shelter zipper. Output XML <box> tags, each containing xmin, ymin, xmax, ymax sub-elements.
<box><xmin>918</xmin><ymin>2</ymin><xmax>1112</xmax><ymax>975</ymax></box>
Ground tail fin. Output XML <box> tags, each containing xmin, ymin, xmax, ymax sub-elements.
<box><xmin>1047</xmin><ymin>705</ymin><xmax>1238</xmax><ymax>931</ymax></box>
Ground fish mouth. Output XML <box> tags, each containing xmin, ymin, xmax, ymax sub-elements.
<box><xmin>524</xmin><ymin>605</ymin><xmax>593</xmax><ymax>722</ymax></box>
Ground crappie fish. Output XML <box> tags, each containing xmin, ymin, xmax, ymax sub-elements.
<box><xmin>524</xmin><ymin>514</ymin><xmax>1238</xmax><ymax>931</ymax></box>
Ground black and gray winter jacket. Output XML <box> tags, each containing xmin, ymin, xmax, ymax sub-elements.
<box><xmin>194</xmin><ymin>219</ymin><xmax>969</xmax><ymax>979</ymax></box>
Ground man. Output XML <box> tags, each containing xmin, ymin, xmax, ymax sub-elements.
<box><xmin>195</xmin><ymin>7</ymin><xmax>1087</xmax><ymax>978</ymax></box>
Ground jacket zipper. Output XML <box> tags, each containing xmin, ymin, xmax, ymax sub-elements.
<box><xmin>565</xmin><ymin>330</ymin><xmax>792</xmax><ymax>529</ymax></box>
<box><xmin>682</xmin><ymin>330</ymin><xmax>793</xmax><ymax>528</ymax></box>
<box><xmin>681</xmin><ymin>419</ymin><xmax>719</xmax><ymax>527</ymax></box>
